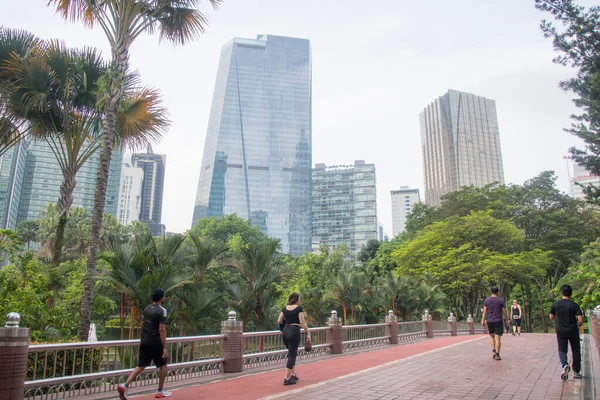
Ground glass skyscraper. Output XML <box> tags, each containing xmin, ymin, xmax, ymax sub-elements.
<box><xmin>312</xmin><ymin>161</ymin><xmax>377</xmax><ymax>254</ymax></box>
<box><xmin>0</xmin><ymin>140</ymin><xmax>28</xmax><ymax>229</ymax></box>
<box><xmin>420</xmin><ymin>90</ymin><xmax>505</xmax><ymax>206</ymax></box>
<box><xmin>192</xmin><ymin>34</ymin><xmax>312</xmax><ymax>255</ymax></box>
<box><xmin>17</xmin><ymin>141</ymin><xmax>123</xmax><ymax>223</ymax></box>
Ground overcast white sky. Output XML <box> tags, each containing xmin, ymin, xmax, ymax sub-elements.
<box><xmin>1</xmin><ymin>0</ymin><xmax>593</xmax><ymax>235</ymax></box>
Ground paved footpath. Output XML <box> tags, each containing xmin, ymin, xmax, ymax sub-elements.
<box><xmin>130</xmin><ymin>334</ymin><xmax>592</xmax><ymax>400</ymax></box>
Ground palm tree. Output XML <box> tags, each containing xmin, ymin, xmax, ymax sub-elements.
<box><xmin>227</xmin><ymin>276</ymin><xmax>255</xmax><ymax>332</ymax></box>
<box><xmin>225</xmin><ymin>238</ymin><xmax>287</xmax><ymax>330</ymax></box>
<box><xmin>48</xmin><ymin>0</ymin><xmax>222</xmax><ymax>340</ymax></box>
<box><xmin>100</xmin><ymin>234</ymin><xmax>189</xmax><ymax>338</ymax></box>
<box><xmin>0</xmin><ymin>28</ymin><xmax>41</xmax><ymax>155</ymax></box>
<box><xmin>2</xmin><ymin>33</ymin><xmax>168</xmax><ymax>266</ymax></box>
<box><xmin>186</xmin><ymin>235</ymin><xmax>229</xmax><ymax>283</ymax></box>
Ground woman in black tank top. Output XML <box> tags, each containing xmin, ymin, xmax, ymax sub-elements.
<box><xmin>511</xmin><ymin>300</ymin><xmax>522</xmax><ymax>336</ymax></box>
<box><xmin>277</xmin><ymin>292</ymin><xmax>310</xmax><ymax>386</ymax></box>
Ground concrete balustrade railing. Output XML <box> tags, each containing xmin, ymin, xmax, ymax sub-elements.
<box><xmin>0</xmin><ymin>310</ymin><xmax>480</xmax><ymax>399</ymax></box>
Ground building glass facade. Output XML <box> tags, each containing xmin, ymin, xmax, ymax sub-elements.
<box><xmin>0</xmin><ymin>140</ymin><xmax>28</xmax><ymax>229</ymax></box>
<box><xmin>17</xmin><ymin>141</ymin><xmax>123</xmax><ymax>223</ymax></box>
<box><xmin>420</xmin><ymin>90</ymin><xmax>505</xmax><ymax>206</ymax></box>
<box><xmin>192</xmin><ymin>34</ymin><xmax>312</xmax><ymax>255</ymax></box>
<box><xmin>312</xmin><ymin>161</ymin><xmax>377</xmax><ymax>254</ymax></box>
<box><xmin>117</xmin><ymin>164</ymin><xmax>144</xmax><ymax>226</ymax></box>
<box><xmin>131</xmin><ymin>149</ymin><xmax>165</xmax><ymax>224</ymax></box>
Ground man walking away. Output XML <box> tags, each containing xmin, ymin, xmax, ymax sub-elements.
<box><xmin>550</xmin><ymin>284</ymin><xmax>584</xmax><ymax>381</ymax></box>
<box><xmin>118</xmin><ymin>288</ymin><xmax>171</xmax><ymax>398</ymax></box>
<box><xmin>481</xmin><ymin>286</ymin><xmax>510</xmax><ymax>360</ymax></box>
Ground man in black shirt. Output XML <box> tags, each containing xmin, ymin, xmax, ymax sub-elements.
<box><xmin>549</xmin><ymin>284</ymin><xmax>584</xmax><ymax>381</ymax></box>
<box><xmin>118</xmin><ymin>288</ymin><xmax>171</xmax><ymax>399</ymax></box>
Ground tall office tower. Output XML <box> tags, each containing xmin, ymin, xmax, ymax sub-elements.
<box><xmin>192</xmin><ymin>34</ymin><xmax>312</xmax><ymax>255</ymax></box>
<box><xmin>0</xmin><ymin>140</ymin><xmax>28</xmax><ymax>229</ymax></box>
<box><xmin>17</xmin><ymin>141</ymin><xmax>123</xmax><ymax>223</ymax></box>
<box><xmin>312</xmin><ymin>161</ymin><xmax>377</xmax><ymax>254</ymax></box>
<box><xmin>116</xmin><ymin>163</ymin><xmax>144</xmax><ymax>226</ymax></box>
<box><xmin>420</xmin><ymin>90</ymin><xmax>505</xmax><ymax>206</ymax></box>
<box><xmin>131</xmin><ymin>146</ymin><xmax>165</xmax><ymax>234</ymax></box>
<box><xmin>390</xmin><ymin>187</ymin><xmax>420</xmax><ymax>237</ymax></box>
<box><xmin>571</xmin><ymin>163</ymin><xmax>600</xmax><ymax>201</ymax></box>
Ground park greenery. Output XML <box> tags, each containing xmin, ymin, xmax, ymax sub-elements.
<box><xmin>0</xmin><ymin>171</ymin><xmax>599</xmax><ymax>342</ymax></box>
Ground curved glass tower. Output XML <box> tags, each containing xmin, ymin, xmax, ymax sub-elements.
<box><xmin>192</xmin><ymin>34</ymin><xmax>312</xmax><ymax>255</ymax></box>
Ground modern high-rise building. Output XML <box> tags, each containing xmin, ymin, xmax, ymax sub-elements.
<box><xmin>312</xmin><ymin>161</ymin><xmax>377</xmax><ymax>254</ymax></box>
<box><xmin>391</xmin><ymin>187</ymin><xmax>420</xmax><ymax>237</ymax></box>
<box><xmin>571</xmin><ymin>163</ymin><xmax>600</xmax><ymax>201</ymax></box>
<box><xmin>0</xmin><ymin>140</ymin><xmax>28</xmax><ymax>229</ymax></box>
<box><xmin>420</xmin><ymin>90</ymin><xmax>505</xmax><ymax>206</ymax></box>
<box><xmin>116</xmin><ymin>163</ymin><xmax>144</xmax><ymax>226</ymax></box>
<box><xmin>192</xmin><ymin>34</ymin><xmax>312</xmax><ymax>254</ymax></box>
<box><xmin>131</xmin><ymin>147</ymin><xmax>165</xmax><ymax>227</ymax></box>
<box><xmin>17</xmin><ymin>141</ymin><xmax>123</xmax><ymax>223</ymax></box>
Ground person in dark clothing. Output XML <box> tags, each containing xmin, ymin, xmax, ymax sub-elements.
<box><xmin>277</xmin><ymin>293</ymin><xmax>310</xmax><ymax>386</ymax></box>
<box><xmin>118</xmin><ymin>288</ymin><xmax>171</xmax><ymax>399</ymax></box>
<box><xmin>550</xmin><ymin>284</ymin><xmax>584</xmax><ymax>381</ymax></box>
<box><xmin>511</xmin><ymin>300</ymin><xmax>523</xmax><ymax>336</ymax></box>
<box><xmin>481</xmin><ymin>286</ymin><xmax>510</xmax><ymax>360</ymax></box>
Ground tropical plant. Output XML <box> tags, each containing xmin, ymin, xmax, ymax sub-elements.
<box><xmin>0</xmin><ymin>28</ymin><xmax>41</xmax><ymax>155</ymax></box>
<box><xmin>225</xmin><ymin>238</ymin><xmax>287</xmax><ymax>330</ymax></box>
<box><xmin>47</xmin><ymin>0</ymin><xmax>222</xmax><ymax>340</ymax></box>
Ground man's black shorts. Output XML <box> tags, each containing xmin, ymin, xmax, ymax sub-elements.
<box><xmin>138</xmin><ymin>344</ymin><xmax>167</xmax><ymax>368</ymax></box>
<box><xmin>487</xmin><ymin>321</ymin><xmax>504</xmax><ymax>336</ymax></box>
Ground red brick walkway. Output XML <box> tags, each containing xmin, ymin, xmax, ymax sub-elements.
<box><xmin>128</xmin><ymin>334</ymin><xmax>589</xmax><ymax>400</ymax></box>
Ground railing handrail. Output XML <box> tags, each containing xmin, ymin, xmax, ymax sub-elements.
<box><xmin>343</xmin><ymin>323</ymin><xmax>388</xmax><ymax>329</ymax></box>
<box><xmin>28</xmin><ymin>334</ymin><xmax>226</xmax><ymax>352</ymax></box>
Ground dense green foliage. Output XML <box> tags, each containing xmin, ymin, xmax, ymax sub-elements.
<box><xmin>536</xmin><ymin>0</ymin><xmax>600</xmax><ymax>202</ymax></box>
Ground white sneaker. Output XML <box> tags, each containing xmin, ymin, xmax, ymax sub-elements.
<box><xmin>561</xmin><ymin>364</ymin><xmax>570</xmax><ymax>381</ymax></box>
<box><xmin>155</xmin><ymin>389</ymin><xmax>172</xmax><ymax>398</ymax></box>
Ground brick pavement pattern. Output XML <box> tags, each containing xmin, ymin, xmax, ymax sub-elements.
<box><xmin>267</xmin><ymin>334</ymin><xmax>583</xmax><ymax>400</ymax></box>
<box><xmin>130</xmin><ymin>334</ymin><xmax>586</xmax><ymax>400</ymax></box>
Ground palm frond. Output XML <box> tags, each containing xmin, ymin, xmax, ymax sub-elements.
<box><xmin>117</xmin><ymin>87</ymin><xmax>169</xmax><ymax>150</ymax></box>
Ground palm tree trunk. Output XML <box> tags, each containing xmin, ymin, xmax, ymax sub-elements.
<box><xmin>78</xmin><ymin>42</ymin><xmax>129</xmax><ymax>341</ymax></box>
<box><xmin>52</xmin><ymin>169</ymin><xmax>76</xmax><ymax>266</ymax></box>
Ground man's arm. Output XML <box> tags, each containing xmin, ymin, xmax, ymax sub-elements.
<box><xmin>518</xmin><ymin>305</ymin><xmax>522</xmax><ymax>318</ymax></box>
<box><xmin>481</xmin><ymin>305</ymin><xmax>487</xmax><ymax>327</ymax></box>
<box><xmin>549</xmin><ymin>313</ymin><xmax>555</xmax><ymax>321</ymax></box>
<box><xmin>160</xmin><ymin>323</ymin><xmax>167</xmax><ymax>357</ymax></box>
<box><xmin>503</xmin><ymin>307</ymin><xmax>509</xmax><ymax>324</ymax></box>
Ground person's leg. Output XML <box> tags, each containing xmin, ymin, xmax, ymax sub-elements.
<box><xmin>495</xmin><ymin>334</ymin><xmax>502</xmax><ymax>355</ymax></box>
<box><xmin>557</xmin><ymin>335</ymin><xmax>569</xmax><ymax>367</ymax></box>
<box><xmin>158</xmin><ymin>365</ymin><xmax>167</xmax><ymax>390</ymax></box>
<box><xmin>282</xmin><ymin>326</ymin><xmax>293</xmax><ymax>379</ymax></box>
<box><xmin>125</xmin><ymin>366</ymin><xmax>146</xmax><ymax>385</ymax></box>
<box><xmin>489</xmin><ymin>334</ymin><xmax>496</xmax><ymax>352</ymax></box>
<box><xmin>286</xmin><ymin>327</ymin><xmax>300</xmax><ymax>372</ymax></box>
<box><xmin>512</xmin><ymin>323</ymin><xmax>517</xmax><ymax>335</ymax></box>
<box><xmin>569</xmin><ymin>335</ymin><xmax>581</xmax><ymax>374</ymax></box>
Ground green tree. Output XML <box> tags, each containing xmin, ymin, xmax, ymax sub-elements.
<box><xmin>0</xmin><ymin>28</ymin><xmax>41</xmax><ymax>155</ymax></box>
<box><xmin>190</xmin><ymin>214</ymin><xmax>269</xmax><ymax>249</ymax></box>
<box><xmin>358</xmin><ymin>239</ymin><xmax>380</xmax><ymax>263</ymax></box>
<box><xmin>16</xmin><ymin>220</ymin><xmax>38</xmax><ymax>250</ymax></box>
<box><xmin>225</xmin><ymin>239</ymin><xmax>287</xmax><ymax>330</ymax></box>
<box><xmin>393</xmin><ymin>211</ymin><xmax>547</xmax><ymax>318</ymax></box>
<box><xmin>48</xmin><ymin>0</ymin><xmax>222</xmax><ymax>340</ymax></box>
<box><xmin>535</xmin><ymin>1</ymin><xmax>600</xmax><ymax>202</ymax></box>
<box><xmin>559</xmin><ymin>239</ymin><xmax>600</xmax><ymax>310</ymax></box>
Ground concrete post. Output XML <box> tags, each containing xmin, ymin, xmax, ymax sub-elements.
<box><xmin>220</xmin><ymin>311</ymin><xmax>243</xmax><ymax>373</ymax></box>
<box><xmin>0</xmin><ymin>312</ymin><xmax>30</xmax><ymax>400</ymax></box>
<box><xmin>386</xmin><ymin>310</ymin><xmax>398</xmax><ymax>344</ymax></box>
<box><xmin>448</xmin><ymin>313</ymin><xmax>457</xmax><ymax>336</ymax></box>
<box><xmin>467</xmin><ymin>314</ymin><xmax>475</xmax><ymax>335</ymax></box>
<box><xmin>326</xmin><ymin>310</ymin><xmax>343</xmax><ymax>354</ymax></box>
<box><xmin>422</xmin><ymin>309</ymin><xmax>433</xmax><ymax>338</ymax></box>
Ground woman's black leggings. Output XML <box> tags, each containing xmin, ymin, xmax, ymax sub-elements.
<box><xmin>282</xmin><ymin>325</ymin><xmax>301</xmax><ymax>369</ymax></box>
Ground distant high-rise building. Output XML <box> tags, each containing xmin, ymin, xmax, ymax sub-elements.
<box><xmin>391</xmin><ymin>187</ymin><xmax>420</xmax><ymax>237</ymax></box>
<box><xmin>420</xmin><ymin>90</ymin><xmax>505</xmax><ymax>206</ymax></box>
<box><xmin>191</xmin><ymin>34</ymin><xmax>312</xmax><ymax>254</ymax></box>
<box><xmin>0</xmin><ymin>140</ymin><xmax>28</xmax><ymax>229</ymax></box>
<box><xmin>131</xmin><ymin>146</ymin><xmax>165</xmax><ymax>235</ymax></box>
<box><xmin>312</xmin><ymin>160</ymin><xmax>377</xmax><ymax>254</ymax></box>
<box><xmin>116</xmin><ymin>164</ymin><xmax>144</xmax><ymax>226</ymax></box>
<box><xmin>571</xmin><ymin>163</ymin><xmax>600</xmax><ymax>201</ymax></box>
<box><xmin>17</xmin><ymin>141</ymin><xmax>122</xmax><ymax>223</ymax></box>
<box><xmin>377</xmin><ymin>222</ymin><xmax>384</xmax><ymax>241</ymax></box>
